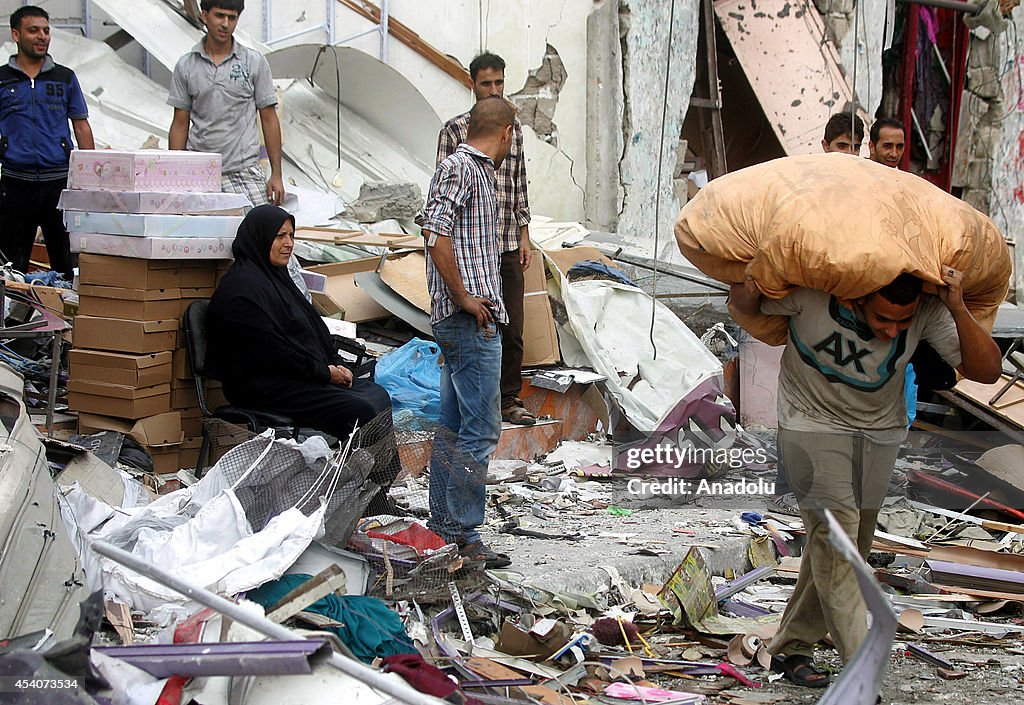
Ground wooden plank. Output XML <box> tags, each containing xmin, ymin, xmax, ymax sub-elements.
<box><xmin>266</xmin><ymin>566</ymin><xmax>347</xmax><ymax>623</ymax></box>
<box><xmin>714</xmin><ymin>0</ymin><xmax>867</xmax><ymax>157</ymax></box>
<box><xmin>335</xmin><ymin>0</ymin><xmax>472</xmax><ymax>88</ymax></box>
<box><xmin>954</xmin><ymin>375</ymin><xmax>1024</xmax><ymax>428</ymax></box>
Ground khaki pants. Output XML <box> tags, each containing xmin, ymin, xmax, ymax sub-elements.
<box><xmin>767</xmin><ymin>429</ymin><xmax>899</xmax><ymax>663</ymax></box>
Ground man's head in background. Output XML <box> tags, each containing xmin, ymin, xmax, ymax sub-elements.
<box><xmin>822</xmin><ymin>112</ymin><xmax>864</xmax><ymax>155</ymax></box>
<box><xmin>469</xmin><ymin>52</ymin><xmax>506</xmax><ymax>102</ymax></box>
<box><xmin>869</xmin><ymin>118</ymin><xmax>906</xmax><ymax>168</ymax></box>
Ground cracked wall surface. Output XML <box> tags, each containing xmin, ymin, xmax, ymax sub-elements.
<box><xmin>608</xmin><ymin>0</ymin><xmax>700</xmax><ymax>262</ymax></box>
<box><xmin>813</xmin><ymin>0</ymin><xmax>886</xmax><ymax>117</ymax></box>
<box><xmin>509</xmin><ymin>44</ymin><xmax>567</xmax><ymax>148</ymax></box>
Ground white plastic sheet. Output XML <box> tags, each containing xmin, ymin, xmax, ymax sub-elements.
<box><xmin>58</xmin><ymin>433</ymin><xmax>329</xmax><ymax>624</ymax></box>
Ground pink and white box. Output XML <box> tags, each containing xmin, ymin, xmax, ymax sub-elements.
<box><xmin>70</xmin><ymin>232</ymin><xmax>234</xmax><ymax>260</ymax></box>
<box><xmin>69</xmin><ymin>150</ymin><xmax>222</xmax><ymax>192</ymax></box>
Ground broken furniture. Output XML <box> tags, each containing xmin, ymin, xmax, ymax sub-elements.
<box><xmin>0</xmin><ymin>362</ymin><xmax>90</xmax><ymax>642</ymax></box>
<box><xmin>182</xmin><ymin>300</ymin><xmax>299</xmax><ymax>475</ymax></box>
<box><xmin>989</xmin><ymin>336</ymin><xmax>1024</xmax><ymax>404</ymax></box>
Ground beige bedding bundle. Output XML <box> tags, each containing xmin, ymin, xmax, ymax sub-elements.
<box><xmin>674</xmin><ymin>153</ymin><xmax>1011</xmax><ymax>345</ymax></box>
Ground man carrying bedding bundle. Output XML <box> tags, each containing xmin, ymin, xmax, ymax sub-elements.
<box><xmin>729</xmin><ymin>269</ymin><xmax>1000</xmax><ymax>688</ymax></box>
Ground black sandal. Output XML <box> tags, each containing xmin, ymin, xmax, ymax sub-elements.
<box><xmin>772</xmin><ymin>654</ymin><xmax>831</xmax><ymax>688</ymax></box>
<box><xmin>460</xmin><ymin>541</ymin><xmax>512</xmax><ymax>569</ymax></box>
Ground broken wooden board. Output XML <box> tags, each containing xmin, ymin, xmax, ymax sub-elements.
<box><xmin>377</xmin><ymin>251</ymin><xmax>561</xmax><ymax>366</ymax></box>
<box><xmin>295</xmin><ymin>227</ymin><xmax>422</xmax><ymax>250</ymax></box>
<box><xmin>379</xmin><ymin>252</ymin><xmax>432</xmax><ymax>315</ymax></box>
<box><xmin>542</xmin><ymin>246</ymin><xmax>616</xmax><ymax>277</ymax></box>
<box><xmin>714</xmin><ymin>0</ymin><xmax>864</xmax><ymax>157</ymax></box>
<box><xmin>266</xmin><ymin>566</ymin><xmax>347</xmax><ymax>623</ymax></box>
<box><xmin>462</xmin><ymin>656</ymin><xmax>581</xmax><ymax>704</ymax></box>
<box><xmin>955</xmin><ymin>376</ymin><xmax>1024</xmax><ymax>430</ymax></box>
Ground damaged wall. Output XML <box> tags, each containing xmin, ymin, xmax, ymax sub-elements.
<box><xmin>988</xmin><ymin>8</ymin><xmax>1024</xmax><ymax>301</ymax></box>
<box><xmin>813</xmin><ymin>0</ymin><xmax>887</xmax><ymax>119</ymax></box>
<box><xmin>585</xmin><ymin>0</ymin><xmax>700</xmax><ymax>261</ymax></box>
<box><xmin>970</xmin><ymin>6</ymin><xmax>1021</xmax><ymax>240</ymax></box>
<box><xmin>327</xmin><ymin>0</ymin><xmax>591</xmax><ymax>223</ymax></box>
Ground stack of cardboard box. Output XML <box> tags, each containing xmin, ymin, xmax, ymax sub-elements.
<box><xmin>63</xmin><ymin>150</ymin><xmax>246</xmax><ymax>475</ymax></box>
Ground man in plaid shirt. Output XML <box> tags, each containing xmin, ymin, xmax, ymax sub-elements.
<box><xmin>437</xmin><ymin>52</ymin><xmax>535</xmax><ymax>426</ymax></box>
<box><xmin>417</xmin><ymin>97</ymin><xmax>517</xmax><ymax>569</ymax></box>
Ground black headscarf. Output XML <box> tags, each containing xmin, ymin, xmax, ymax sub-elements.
<box><xmin>229</xmin><ymin>205</ymin><xmax>309</xmax><ymax>314</ymax></box>
<box><xmin>208</xmin><ymin>205</ymin><xmax>335</xmax><ymax>384</ymax></box>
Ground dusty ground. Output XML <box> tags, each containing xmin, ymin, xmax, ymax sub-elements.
<box><xmin>653</xmin><ymin>643</ymin><xmax>1024</xmax><ymax>704</ymax></box>
<box><xmin>462</xmin><ymin>469</ymin><xmax>1024</xmax><ymax>703</ymax></box>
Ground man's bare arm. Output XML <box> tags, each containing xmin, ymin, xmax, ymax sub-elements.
<box><xmin>258</xmin><ymin>105</ymin><xmax>285</xmax><ymax>205</ymax></box>
<box><xmin>168</xmin><ymin>108</ymin><xmax>191</xmax><ymax>150</ymax></box>
<box><xmin>72</xmin><ymin>118</ymin><xmax>94</xmax><ymax>150</ymax></box>
<box><xmin>729</xmin><ymin>277</ymin><xmax>763</xmax><ymax>316</ymax></box>
<box><xmin>939</xmin><ymin>268</ymin><xmax>1002</xmax><ymax>384</ymax></box>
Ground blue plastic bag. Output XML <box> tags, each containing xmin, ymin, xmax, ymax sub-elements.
<box><xmin>374</xmin><ymin>338</ymin><xmax>441</xmax><ymax>423</ymax></box>
<box><xmin>905</xmin><ymin>363</ymin><xmax>917</xmax><ymax>427</ymax></box>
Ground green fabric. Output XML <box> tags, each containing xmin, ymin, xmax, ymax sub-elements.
<box><xmin>247</xmin><ymin>574</ymin><xmax>416</xmax><ymax>663</ymax></box>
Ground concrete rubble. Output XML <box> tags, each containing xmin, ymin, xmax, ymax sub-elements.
<box><xmin>2</xmin><ymin>1</ymin><xmax>1024</xmax><ymax>704</ymax></box>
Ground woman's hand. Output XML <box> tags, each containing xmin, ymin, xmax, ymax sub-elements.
<box><xmin>329</xmin><ymin>364</ymin><xmax>353</xmax><ymax>387</ymax></box>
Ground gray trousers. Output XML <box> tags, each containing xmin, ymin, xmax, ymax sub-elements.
<box><xmin>767</xmin><ymin>429</ymin><xmax>899</xmax><ymax>663</ymax></box>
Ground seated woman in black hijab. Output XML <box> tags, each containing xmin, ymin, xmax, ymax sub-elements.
<box><xmin>207</xmin><ymin>205</ymin><xmax>398</xmax><ymax>513</ymax></box>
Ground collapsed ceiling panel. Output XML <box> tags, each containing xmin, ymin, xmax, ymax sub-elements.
<box><xmin>715</xmin><ymin>0</ymin><xmax>862</xmax><ymax>156</ymax></box>
<box><xmin>267</xmin><ymin>44</ymin><xmax>441</xmax><ymax>167</ymax></box>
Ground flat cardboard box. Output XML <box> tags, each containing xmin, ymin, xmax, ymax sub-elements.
<box><xmin>71</xmin><ymin>233</ymin><xmax>234</xmax><ymax>261</ymax></box>
<box><xmin>145</xmin><ymin>444</ymin><xmax>181</xmax><ymax>474</ymax></box>
<box><xmin>173</xmin><ymin>348</ymin><xmax>193</xmax><ymax>380</ymax></box>
<box><xmin>522</xmin><ymin>251</ymin><xmax>560</xmax><ymax>366</ymax></box>
<box><xmin>172</xmin><ymin>384</ymin><xmax>226</xmax><ymax>411</ymax></box>
<box><xmin>307</xmin><ymin>258</ymin><xmax>391</xmax><ymax>323</ymax></box>
<box><xmin>180</xmin><ymin>408</ymin><xmax>203</xmax><ymax>437</ymax></box>
<box><xmin>78</xmin><ymin>253</ymin><xmax>217</xmax><ymax>289</ymax></box>
<box><xmin>78</xmin><ymin>411</ymin><xmax>184</xmax><ymax>445</ymax></box>
<box><xmin>65</xmin><ymin>211</ymin><xmax>243</xmax><ymax>239</ymax></box>
<box><xmin>179</xmin><ymin>436</ymin><xmax>202</xmax><ymax>469</ymax></box>
<box><xmin>68</xmin><ymin>382</ymin><xmax>171</xmax><ymax>419</ymax></box>
<box><xmin>73</xmin><ymin>316</ymin><xmax>178</xmax><ymax>354</ymax></box>
<box><xmin>68</xmin><ymin>149</ymin><xmax>221</xmax><ymax>192</ymax></box>
<box><xmin>179</xmin><ymin>288</ymin><xmax>215</xmax><ymax>317</ymax></box>
<box><xmin>78</xmin><ymin>284</ymin><xmax>181</xmax><ymax>321</ymax></box>
<box><xmin>59</xmin><ymin>189</ymin><xmax>249</xmax><ymax>215</ymax></box>
<box><xmin>69</xmin><ymin>349</ymin><xmax>172</xmax><ymax>388</ymax></box>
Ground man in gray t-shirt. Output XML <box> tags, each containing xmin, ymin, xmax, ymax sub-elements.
<box><xmin>730</xmin><ymin>270</ymin><xmax>1001</xmax><ymax>689</ymax></box>
<box><xmin>167</xmin><ymin>0</ymin><xmax>284</xmax><ymax>207</ymax></box>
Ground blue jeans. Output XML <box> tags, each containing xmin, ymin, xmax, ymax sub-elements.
<box><xmin>427</xmin><ymin>312</ymin><xmax>503</xmax><ymax>545</ymax></box>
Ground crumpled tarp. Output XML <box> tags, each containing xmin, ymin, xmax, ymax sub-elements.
<box><xmin>559</xmin><ymin>279</ymin><xmax>736</xmax><ymax>475</ymax></box>
<box><xmin>248</xmin><ymin>575</ymin><xmax>417</xmax><ymax>663</ymax></box>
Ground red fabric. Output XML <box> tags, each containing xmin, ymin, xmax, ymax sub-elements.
<box><xmin>381</xmin><ymin>653</ymin><xmax>482</xmax><ymax>705</ymax></box>
<box><xmin>368</xmin><ymin>523</ymin><xmax>446</xmax><ymax>553</ymax></box>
